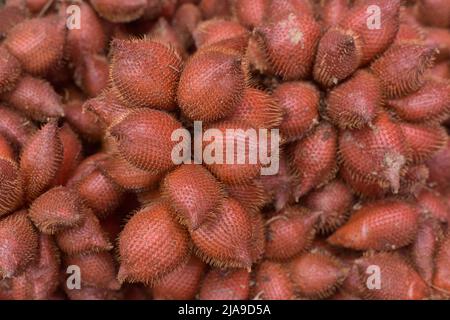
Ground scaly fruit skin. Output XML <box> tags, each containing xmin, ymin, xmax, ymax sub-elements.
<box><xmin>28</xmin><ymin>186</ymin><xmax>84</xmax><ymax>234</ymax></box>
<box><xmin>0</xmin><ymin>156</ymin><xmax>23</xmax><ymax>217</ymax></box>
<box><xmin>110</xmin><ymin>39</ymin><xmax>182</xmax><ymax>110</ymax></box>
<box><xmin>433</xmin><ymin>234</ymin><xmax>450</xmax><ymax>293</ymax></box>
<box><xmin>327</xmin><ymin>199</ymin><xmax>419</xmax><ymax>251</ymax></box>
<box><xmin>426</xmin><ymin>140</ymin><xmax>450</xmax><ymax>190</ymax></box>
<box><xmin>172</xmin><ymin>3</ymin><xmax>202</xmax><ymax>48</ymax></box>
<box><xmin>109</xmin><ymin>109</ymin><xmax>185</xmax><ymax>174</ymax></box>
<box><xmin>233</xmin><ymin>0</ymin><xmax>268</xmax><ymax>29</ymax></box>
<box><xmin>226</xmin><ymin>180</ymin><xmax>270</xmax><ymax>214</ymax></box>
<box><xmin>417</xmin><ymin>0</ymin><xmax>450</xmax><ymax>28</ymax></box>
<box><xmin>191</xmin><ymin>198</ymin><xmax>254</xmax><ymax>269</ymax></box>
<box><xmin>118</xmin><ymin>201</ymin><xmax>191</xmax><ymax>285</ymax></box>
<box><xmin>326</xmin><ymin>70</ymin><xmax>382</xmax><ymax>129</ymax></box>
<box><xmin>199</xmin><ymin>268</ymin><xmax>250</xmax><ymax>300</ymax></box>
<box><xmin>177</xmin><ymin>47</ymin><xmax>245</xmax><ymax>122</ymax></box>
<box><xmin>356</xmin><ymin>252</ymin><xmax>429</xmax><ymax>300</ymax></box>
<box><xmin>0</xmin><ymin>210</ymin><xmax>39</xmax><ymax>278</ymax></box>
<box><xmin>289</xmin><ymin>250</ymin><xmax>347</xmax><ymax>299</ymax></box>
<box><xmin>265</xmin><ymin>207</ymin><xmax>318</xmax><ymax>261</ymax></box>
<box><xmin>304</xmin><ymin>180</ymin><xmax>353</xmax><ymax>234</ymax></box>
<box><xmin>162</xmin><ymin>164</ymin><xmax>225</xmax><ymax>230</ymax></box>
<box><xmin>417</xmin><ymin>189</ymin><xmax>449</xmax><ymax>223</ymax></box>
<box><xmin>90</xmin><ymin>0</ymin><xmax>148</xmax><ymax>23</ymax></box>
<box><xmin>0</xmin><ymin>5</ymin><xmax>26</xmax><ymax>37</ymax></box>
<box><xmin>152</xmin><ymin>255</ymin><xmax>206</xmax><ymax>300</ymax></box>
<box><xmin>253</xmin><ymin>261</ymin><xmax>295</xmax><ymax>300</ymax></box>
<box><xmin>318</xmin><ymin>0</ymin><xmax>349</xmax><ymax>29</ymax></box>
<box><xmin>255</xmin><ymin>9</ymin><xmax>321</xmax><ymax>80</ymax></box>
<box><xmin>0</xmin><ymin>106</ymin><xmax>36</xmax><ymax>149</ymax></box>
<box><xmin>0</xmin><ymin>45</ymin><xmax>21</xmax><ymax>94</ymax></box>
<box><xmin>290</xmin><ymin>122</ymin><xmax>338</xmax><ymax>200</ymax></box>
<box><xmin>193</xmin><ymin>19</ymin><xmax>249</xmax><ymax>50</ymax></box>
<box><xmin>273</xmin><ymin>81</ymin><xmax>319</xmax><ymax>141</ymax></box>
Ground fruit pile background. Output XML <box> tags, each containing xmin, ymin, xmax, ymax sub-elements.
<box><xmin>0</xmin><ymin>0</ymin><xmax>449</xmax><ymax>300</ymax></box>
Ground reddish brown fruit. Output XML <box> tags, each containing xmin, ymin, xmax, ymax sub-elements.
<box><xmin>64</xmin><ymin>286</ymin><xmax>122</xmax><ymax>300</ymax></box>
<box><xmin>199</xmin><ymin>0</ymin><xmax>231</xmax><ymax>19</ymax></box>
<box><xmin>103</xmin><ymin>154</ymin><xmax>163</xmax><ymax>191</ymax></box>
<box><xmin>433</xmin><ymin>234</ymin><xmax>450</xmax><ymax>293</ymax></box>
<box><xmin>199</xmin><ymin>268</ymin><xmax>250</xmax><ymax>300</ymax></box>
<box><xmin>53</xmin><ymin>124</ymin><xmax>83</xmax><ymax>186</ymax></box>
<box><xmin>172</xmin><ymin>3</ymin><xmax>202</xmax><ymax>48</ymax></box>
<box><xmin>109</xmin><ymin>109</ymin><xmax>184</xmax><ymax>173</ymax></box>
<box><xmin>10</xmin><ymin>234</ymin><xmax>60</xmax><ymax>300</ymax></box>
<box><xmin>255</xmin><ymin>10</ymin><xmax>321</xmax><ymax>80</ymax></box>
<box><xmin>387</xmin><ymin>79</ymin><xmax>450</xmax><ymax>123</ymax></box>
<box><xmin>326</xmin><ymin>70</ymin><xmax>382</xmax><ymax>129</ymax></box>
<box><xmin>227</xmin><ymin>87</ymin><xmax>282</xmax><ymax>129</ymax></box>
<box><xmin>265</xmin><ymin>207</ymin><xmax>318</xmax><ymax>261</ymax></box>
<box><xmin>64</xmin><ymin>252</ymin><xmax>120</xmax><ymax>290</ymax></box>
<box><xmin>417</xmin><ymin>0</ymin><xmax>450</xmax><ymax>28</ymax></box>
<box><xmin>148</xmin><ymin>17</ymin><xmax>186</xmax><ymax>58</ymax></box>
<box><xmin>5</xmin><ymin>15</ymin><xmax>66</xmax><ymax>76</ymax></box>
<box><xmin>201</xmin><ymin>120</ymin><xmax>263</xmax><ymax>185</ymax></box>
<box><xmin>0</xmin><ymin>134</ymin><xmax>14</xmax><ymax>160</ymax></box>
<box><xmin>178</xmin><ymin>47</ymin><xmax>245</xmax><ymax>122</ymax></box>
<box><xmin>152</xmin><ymin>255</ymin><xmax>206</xmax><ymax>300</ymax></box>
<box><xmin>290</xmin><ymin>122</ymin><xmax>338</xmax><ymax>200</ymax></box>
<box><xmin>417</xmin><ymin>189</ymin><xmax>449</xmax><ymax>223</ymax></box>
<box><xmin>338</xmin><ymin>112</ymin><xmax>410</xmax><ymax>194</ymax></box>
<box><xmin>63</xmin><ymin>97</ymin><xmax>103</xmax><ymax>142</ymax></box>
<box><xmin>0</xmin><ymin>106</ymin><xmax>36</xmax><ymax>149</ymax></box>
<box><xmin>226</xmin><ymin>180</ymin><xmax>270</xmax><ymax>213</ymax></box>
<box><xmin>0</xmin><ymin>5</ymin><xmax>26</xmax><ymax>38</ymax></box>
<box><xmin>370</xmin><ymin>44</ymin><xmax>437</xmax><ymax>98</ymax></box>
<box><xmin>424</xmin><ymin>27</ymin><xmax>450</xmax><ymax>62</ymax></box>
<box><xmin>304</xmin><ymin>180</ymin><xmax>353</xmax><ymax>234</ymax></box>
<box><xmin>4</xmin><ymin>75</ymin><xmax>64</xmax><ymax>122</ymax></box>
<box><xmin>0</xmin><ymin>157</ymin><xmax>23</xmax><ymax>217</ymax></box>
<box><xmin>253</xmin><ymin>261</ymin><xmax>294</xmax><ymax>300</ymax></box>
<box><xmin>426</xmin><ymin>140</ymin><xmax>450</xmax><ymax>189</ymax></box>
<box><xmin>273</xmin><ymin>81</ymin><xmax>319</xmax><ymax>141</ymax></box>
<box><xmin>90</xmin><ymin>0</ymin><xmax>147</xmax><ymax>22</ymax></box>
<box><xmin>339</xmin><ymin>163</ymin><xmax>387</xmax><ymax>198</ymax></box>
<box><xmin>118</xmin><ymin>201</ymin><xmax>191</xmax><ymax>285</ymax></box>
<box><xmin>76</xmin><ymin>169</ymin><xmax>124</xmax><ymax>218</ymax></box>
<box><xmin>250</xmin><ymin>211</ymin><xmax>265</xmax><ymax>263</ymax></box>
<box><xmin>318</xmin><ymin>0</ymin><xmax>349</xmax><ymax>28</ymax></box>
<box><xmin>193</xmin><ymin>19</ymin><xmax>249</xmax><ymax>50</ymax></box>
<box><xmin>0</xmin><ymin>45</ymin><xmax>21</xmax><ymax>94</ymax></box>
<box><xmin>400</xmin><ymin>122</ymin><xmax>448</xmax><ymax>164</ymax></box>
<box><xmin>20</xmin><ymin>121</ymin><xmax>63</xmax><ymax>202</ymax></box>
<box><xmin>411</xmin><ymin>216</ymin><xmax>443</xmax><ymax>283</ymax></box>
<box><xmin>162</xmin><ymin>164</ymin><xmax>225</xmax><ymax>230</ymax></box>
<box><xmin>233</xmin><ymin>0</ymin><xmax>268</xmax><ymax>29</ymax></box>
<box><xmin>0</xmin><ymin>211</ymin><xmax>39</xmax><ymax>278</ymax></box>
<box><xmin>55</xmin><ymin>207</ymin><xmax>112</xmax><ymax>255</ymax></box>
<box><xmin>66</xmin><ymin>153</ymin><xmax>109</xmax><ymax>188</ymax></box>
<box><xmin>327</xmin><ymin>199</ymin><xmax>419</xmax><ymax>251</ymax></box>
<box><xmin>110</xmin><ymin>39</ymin><xmax>182</xmax><ymax>110</ymax></box>
<box><xmin>356</xmin><ymin>252</ymin><xmax>429</xmax><ymax>299</ymax></box>
<box><xmin>289</xmin><ymin>250</ymin><xmax>347</xmax><ymax>298</ymax></box>
<box><xmin>191</xmin><ymin>198</ymin><xmax>254</xmax><ymax>269</ymax></box>
<box><xmin>28</xmin><ymin>186</ymin><xmax>84</xmax><ymax>234</ymax></box>
<box><xmin>74</xmin><ymin>54</ymin><xmax>109</xmax><ymax>98</ymax></box>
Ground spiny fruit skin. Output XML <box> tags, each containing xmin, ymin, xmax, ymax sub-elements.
<box><xmin>64</xmin><ymin>252</ymin><xmax>121</xmax><ymax>291</ymax></box>
<box><xmin>162</xmin><ymin>164</ymin><xmax>225</xmax><ymax>231</ymax></box>
<box><xmin>399</xmin><ymin>122</ymin><xmax>448</xmax><ymax>164</ymax></box>
<box><xmin>0</xmin><ymin>106</ymin><xmax>37</xmax><ymax>148</ymax></box>
<box><xmin>201</xmin><ymin>120</ymin><xmax>262</xmax><ymax>186</ymax></box>
<box><xmin>265</xmin><ymin>207</ymin><xmax>319</xmax><ymax>261</ymax></box>
<box><xmin>233</xmin><ymin>0</ymin><xmax>268</xmax><ymax>29</ymax></box>
<box><xmin>109</xmin><ymin>109</ymin><xmax>184</xmax><ymax>174</ymax></box>
<box><xmin>74</xmin><ymin>53</ymin><xmax>109</xmax><ymax>98</ymax></box>
<box><xmin>63</xmin><ymin>97</ymin><xmax>103</xmax><ymax>142</ymax></box>
<box><xmin>90</xmin><ymin>0</ymin><xmax>148</xmax><ymax>23</ymax></box>
<box><xmin>226</xmin><ymin>180</ymin><xmax>270</xmax><ymax>214</ymax></box>
<box><xmin>433</xmin><ymin>234</ymin><xmax>450</xmax><ymax>293</ymax></box>
<box><xmin>178</xmin><ymin>47</ymin><xmax>245</xmax><ymax>122</ymax></box>
<box><xmin>290</xmin><ymin>122</ymin><xmax>338</xmax><ymax>200</ymax></box>
<box><xmin>191</xmin><ymin>197</ymin><xmax>254</xmax><ymax>269</ymax></box>
<box><xmin>289</xmin><ymin>250</ymin><xmax>347</xmax><ymax>299</ymax></box>
<box><xmin>28</xmin><ymin>186</ymin><xmax>84</xmax><ymax>234</ymax></box>
<box><xmin>193</xmin><ymin>19</ymin><xmax>249</xmax><ymax>50</ymax></box>
<box><xmin>0</xmin><ymin>45</ymin><xmax>21</xmax><ymax>94</ymax></box>
<box><xmin>253</xmin><ymin>261</ymin><xmax>294</xmax><ymax>300</ymax></box>
<box><xmin>318</xmin><ymin>0</ymin><xmax>349</xmax><ymax>29</ymax></box>
<box><xmin>0</xmin><ymin>5</ymin><xmax>26</xmax><ymax>38</ymax></box>
<box><xmin>370</xmin><ymin>44</ymin><xmax>437</xmax><ymax>99</ymax></box>
<box><xmin>417</xmin><ymin>189</ymin><xmax>449</xmax><ymax>224</ymax></box>
<box><xmin>20</xmin><ymin>121</ymin><xmax>63</xmax><ymax>203</ymax></box>
<box><xmin>426</xmin><ymin>140</ymin><xmax>450</xmax><ymax>190</ymax></box>
<box><xmin>227</xmin><ymin>87</ymin><xmax>283</xmax><ymax>129</ymax></box>
<box><xmin>273</xmin><ymin>81</ymin><xmax>319</xmax><ymax>141</ymax></box>
<box><xmin>172</xmin><ymin>3</ymin><xmax>202</xmax><ymax>48</ymax></box>
<box><xmin>0</xmin><ymin>156</ymin><xmax>23</xmax><ymax>217</ymax></box>
<box><xmin>326</xmin><ymin>70</ymin><xmax>382</xmax><ymax>129</ymax></box>
<box><xmin>424</xmin><ymin>27</ymin><xmax>450</xmax><ymax>62</ymax></box>
<box><xmin>327</xmin><ymin>199</ymin><xmax>419</xmax><ymax>251</ymax></box>
<box><xmin>255</xmin><ymin>10</ymin><xmax>321</xmax><ymax>80</ymax></box>
<box><xmin>148</xmin><ymin>17</ymin><xmax>187</xmax><ymax>59</ymax></box>
<box><xmin>118</xmin><ymin>201</ymin><xmax>191</xmax><ymax>285</ymax></box>
<box><xmin>10</xmin><ymin>234</ymin><xmax>60</xmax><ymax>300</ymax></box>
<box><xmin>4</xmin><ymin>75</ymin><xmax>64</xmax><ymax>122</ymax></box>
<box><xmin>0</xmin><ymin>211</ymin><xmax>39</xmax><ymax>278</ymax></box>
<box><xmin>55</xmin><ymin>207</ymin><xmax>112</xmax><ymax>255</ymax></box>
<box><xmin>152</xmin><ymin>255</ymin><xmax>206</xmax><ymax>300</ymax></box>
<box><xmin>304</xmin><ymin>180</ymin><xmax>353</xmax><ymax>234</ymax></box>
<box><xmin>110</xmin><ymin>39</ymin><xmax>182</xmax><ymax>110</ymax></box>
<box><xmin>53</xmin><ymin>124</ymin><xmax>83</xmax><ymax>186</ymax></box>
<box><xmin>199</xmin><ymin>268</ymin><xmax>250</xmax><ymax>300</ymax></box>
<box><xmin>387</xmin><ymin>79</ymin><xmax>450</xmax><ymax>123</ymax></box>
<box><xmin>338</xmin><ymin>112</ymin><xmax>409</xmax><ymax>194</ymax></box>
<box><xmin>356</xmin><ymin>252</ymin><xmax>429</xmax><ymax>300</ymax></box>
<box><xmin>417</xmin><ymin>0</ymin><xmax>450</xmax><ymax>28</ymax></box>
<box><xmin>5</xmin><ymin>15</ymin><xmax>66</xmax><ymax>76</ymax></box>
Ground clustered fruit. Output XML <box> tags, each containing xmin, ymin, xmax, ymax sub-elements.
<box><xmin>0</xmin><ymin>0</ymin><xmax>449</xmax><ymax>300</ymax></box>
